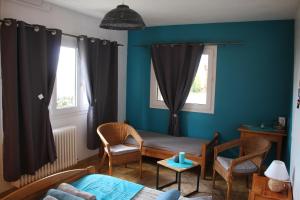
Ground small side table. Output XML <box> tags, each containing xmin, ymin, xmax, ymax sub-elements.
<box><xmin>238</xmin><ymin>126</ymin><xmax>286</xmax><ymax>160</ymax></box>
<box><xmin>248</xmin><ymin>174</ymin><xmax>292</xmax><ymax>200</ymax></box>
<box><xmin>156</xmin><ymin>158</ymin><xmax>200</xmax><ymax>197</ymax></box>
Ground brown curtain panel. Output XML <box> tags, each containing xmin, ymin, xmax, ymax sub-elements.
<box><xmin>78</xmin><ymin>37</ymin><xmax>118</xmax><ymax>150</ymax></box>
<box><xmin>1</xmin><ymin>19</ymin><xmax>62</xmax><ymax>181</ymax></box>
<box><xmin>151</xmin><ymin>44</ymin><xmax>204</xmax><ymax>136</ymax></box>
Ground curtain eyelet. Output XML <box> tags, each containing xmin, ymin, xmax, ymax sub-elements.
<box><xmin>4</xmin><ymin>20</ymin><xmax>12</xmax><ymax>26</ymax></box>
<box><xmin>34</xmin><ymin>26</ymin><xmax>40</xmax><ymax>32</ymax></box>
<box><xmin>38</xmin><ymin>94</ymin><xmax>44</xmax><ymax>100</ymax></box>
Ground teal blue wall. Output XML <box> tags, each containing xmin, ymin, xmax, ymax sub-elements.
<box><xmin>126</xmin><ymin>21</ymin><xmax>294</xmax><ymax>161</ymax></box>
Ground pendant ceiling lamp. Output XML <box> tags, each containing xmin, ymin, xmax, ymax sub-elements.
<box><xmin>100</xmin><ymin>3</ymin><xmax>145</xmax><ymax>30</ymax></box>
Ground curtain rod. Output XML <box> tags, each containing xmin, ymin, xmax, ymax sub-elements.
<box><xmin>133</xmin><ymin>41</ymin><xmax>242</xmax><ymax>47</ymax></box>
<box><xmin>0</xmin><ymin>19</ymin><xmax>124</xmax><ymax>47</ymax></box>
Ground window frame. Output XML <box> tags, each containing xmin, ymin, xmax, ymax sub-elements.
<box><xmin>149</xmin><ymin>45</ymin><xmax>217</xmax><ymax>114</ymax></box>
<box><xmin>50</xmin><ymin>36</ymin><xmax>88</xmax><ymax>117</ymax></box>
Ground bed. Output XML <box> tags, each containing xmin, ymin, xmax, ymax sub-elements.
<box><xmin>125</xmin><ymin>131</ymin><xmax>219</xmax><ymax>179</ymax></box>
<box><xmin>1</xmin><ymin>166</ymin><xmax>209</xmax><ymax>200</ymax></box>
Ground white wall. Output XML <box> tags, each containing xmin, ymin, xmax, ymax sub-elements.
<box><xmin>0</xmin><ymin>0</ymin><xmax>127</xmax><ymax>193</ymax></box>
<box><xmin>290</xmin><ymin>5</ymin><xmax>300</xmax><ymax>199</ymax></box>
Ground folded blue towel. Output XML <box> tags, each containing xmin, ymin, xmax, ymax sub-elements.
<box><xmin>43</xmin><ymin>195</ymin><xmax>58</xmax><ymax>200</ymax></box>
<box><xmin>46</xmin><ymin>189</ymin><xmax>84</xmax><ymax>200</ymax></box>
<box><xmin>57</xmin><ymin>183</ymin><xmax>96</xmax><ymax>200</ymax></box>
<box><xmin>156</xmin><ymin>189</ymin><xmax>180</xmax><ymax>200</ymax></box>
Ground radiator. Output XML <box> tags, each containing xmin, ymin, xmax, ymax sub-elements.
<box><xmin>11</xmin><ymin>126</ymin><xmax>78</xmax><ymax>188</ymax></box>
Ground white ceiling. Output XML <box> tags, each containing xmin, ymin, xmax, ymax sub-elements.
<box><xmin>45</xmin><ymin>0</ymin><xmax>300</xmax><ymax>26</ymax></box>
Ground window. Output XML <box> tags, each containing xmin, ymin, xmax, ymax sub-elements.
<box><xmin>50</xmin><ymin>36</ymin><xmax>88</xmax><ymax>115</ymax></box>
<box><xmin>56</xmin><ymin>46</ymin><xmax>77</xmax><ymax>109</ymax></box>
<box><xmin>150</xmin><ymin>45</ymin><xmax>217</xmax><ymax>114</ymax></box>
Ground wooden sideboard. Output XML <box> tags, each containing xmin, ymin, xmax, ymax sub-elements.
<box><xmin>249</xmin><ymin>174</ymin><xmax>292</xmax><ymax>200</ymax></box>
<box><xmin>238</xmin><ymin>126</ymin><xmax>286</xmax><ymax>160</ymax></box>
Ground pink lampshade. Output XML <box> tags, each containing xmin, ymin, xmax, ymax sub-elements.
<box><xmin>264</xmin><ymin>160</ymin><xmax>290</xmax><ymax>182</ymax></box>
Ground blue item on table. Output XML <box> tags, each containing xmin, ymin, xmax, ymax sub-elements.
<box><xmin>179</xmin><ymin>152</ymin><xmax>185</xmax><ymax>164</ymax></box>
<box><xmin>156</xmin><ymin>189</ymin><xmax>180</xmax><ymax>200</ymax></box>
<box><xmin>243</xmin><ymin>124</ymin><xmax>277</xmax><ymax>132</ymax></box>
<box><xmin>167</xmin><ymin>158</ymin><xmax>193</xmax><ymax>168</ymax></box>
<box><xmin>173</xmin><ymin>155</ymin><xmax>179</xmax><ymax>163</ymax></box>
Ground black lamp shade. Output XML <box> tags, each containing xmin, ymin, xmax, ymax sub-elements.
<box><xmin>100</xmin><ymin>4</ymin><xmax>145</xmax><ymax>30</ymax></box>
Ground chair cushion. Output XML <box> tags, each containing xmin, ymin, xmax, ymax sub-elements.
<box><xmin>105</xmin><ymin>144</ymin><xmax>139</xmax><ymax>155</ymax></box>
<box><xmin>217</xmin><ymin>156</ymin><xmax>258</xmax><ymax>174</ymax></box>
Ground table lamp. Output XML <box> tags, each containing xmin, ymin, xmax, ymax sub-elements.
<box><xmin>264</xmin><ymin>160</ymin><xmax>290</xmax><ymax>192</ymax></box>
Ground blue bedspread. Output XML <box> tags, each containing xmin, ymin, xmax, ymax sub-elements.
<box><xmin>71</xmin><ymin>174</ymin><xmax>144</xmax><ymax>200</ymax></box>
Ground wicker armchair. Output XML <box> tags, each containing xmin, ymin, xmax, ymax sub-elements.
<box><xmin>212</xmin><ymin>137</ymin><xmax>271</xmax><ymax>200</ymax></box>
<box><xmin>97</xmin><ymin>122</ymin><xmax>144</xmax><ymax>178</ymax></box>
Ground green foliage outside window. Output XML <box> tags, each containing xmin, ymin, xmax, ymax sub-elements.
<box><xmin>57</xmin><ymin>96</ymin><xmax>75</xmax><ymax>109</ymax></box>
<box><xmin>191</xmin><ymin>74</ymin><xmax>202</xmax><ymax>93</ymax></box>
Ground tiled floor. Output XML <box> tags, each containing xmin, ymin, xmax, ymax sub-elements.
<box><xmin>80</xmin><ymin>156</ymin><xmax>249</xmax><ymax>200</ymax></box>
